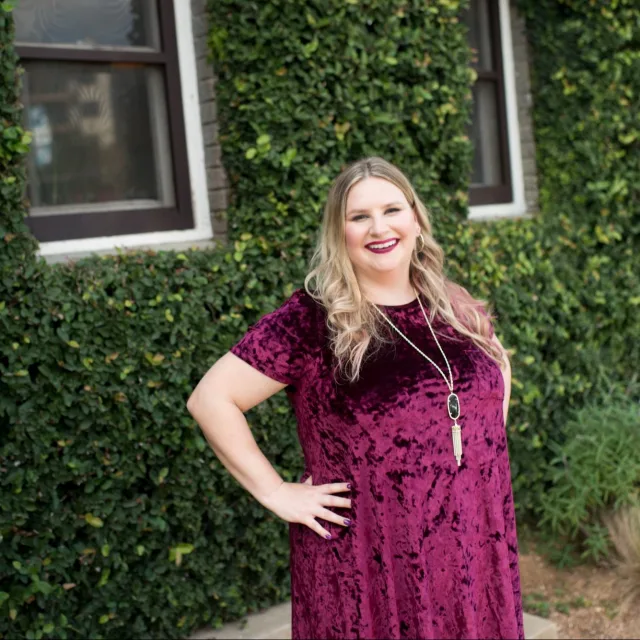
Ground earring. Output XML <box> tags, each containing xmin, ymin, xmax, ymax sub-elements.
<box><xmin>415</xmin><ymin>233</ymin><xmax>425</xmax><ymax>253</ymax></box>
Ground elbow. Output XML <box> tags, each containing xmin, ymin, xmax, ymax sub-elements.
<box><xmin>186</xmin><ymin>386</ymin><xmax>235</xmax><ymax>419</ymax></box>
<box><xmin>186</xmin><ymin>390</ymin><xmax>199</xmax><ymax>415</ymax></box>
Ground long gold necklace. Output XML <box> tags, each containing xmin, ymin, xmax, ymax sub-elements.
<box><xmin>371</xmin><ymin>287</ymin><xmax>463</xmax><ymax>466</ymax></box>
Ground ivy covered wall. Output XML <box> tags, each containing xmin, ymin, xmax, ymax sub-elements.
<box><xmin>0</xmin><ymin>0</ymin><xmax>638</xmax><ymax>637</ymax></box>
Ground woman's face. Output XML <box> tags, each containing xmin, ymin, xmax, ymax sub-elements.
<box><xmin>344</xmin><ymin>177</ymin><xmax>420</xmax><ymax>281</ymax></box>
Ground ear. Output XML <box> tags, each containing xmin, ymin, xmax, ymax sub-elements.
<box><xmin>412</xmin><ymin>210</ymin><xmax>421</xmax><ymax>233</ymax></box>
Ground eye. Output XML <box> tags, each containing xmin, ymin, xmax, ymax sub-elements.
<box><xmin>351</xmin><ymin>207</ymin><xmax>401</xmax><ymax>222</ymax></box>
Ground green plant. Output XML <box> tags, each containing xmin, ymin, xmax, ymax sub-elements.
<box><xmin>0</xmin><ymin>3</ymin><xmax>38</xmax><ymax>284</ymax></box>
<box><xmin>524</xmin><ymin>590</ymin><xmax>589</xmax><ymax>619</ymax></box>
<box><xmin>523</xmin><ymin>592</ymin><xmax>551</xmax><ymax>618</ymax></box>
<box><xmin>1</xmin><ymin>0</ymin><xmax>639</xmax><ymax>637</ymax></box>
<box><xmin>536</xmin><ymin>393</ymin><xmax>640</xmax><ymax>564</ymax></box>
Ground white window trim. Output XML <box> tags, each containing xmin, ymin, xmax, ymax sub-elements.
<box><xmin>469</xmin><ymin>0</ymin><xmax>527</xmax><ymax>221</ymax></box>
<box><xmin>36</xmin><ymin>0</ymin><xmax>212</xmax><ymax>259</ymax></box>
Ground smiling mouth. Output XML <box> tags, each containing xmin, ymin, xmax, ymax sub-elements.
<box><xmin>366</xmin><ymin>239</ymin><xmax>399</xmax><ymax>252</ymax></box>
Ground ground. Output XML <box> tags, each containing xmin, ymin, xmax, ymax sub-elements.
<box><xmin>519</xmin><ymin>534</ymin><xmax>639</xmax><ymax>639</ymax></box>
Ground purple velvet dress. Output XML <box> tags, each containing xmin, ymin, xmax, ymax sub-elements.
<box><xmin>230</xmin><ymin>288</ymin><xmax>524</xmax><ymax>640</ymax></box>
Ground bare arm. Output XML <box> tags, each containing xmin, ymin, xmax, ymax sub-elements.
<box><xmin>186</xmin><ymin>352</ymin><xmax>288</xmax><ymax>505</ymax></box>
<box><xmin>186</xmin><ymin>352</ymin><xmax>352</xmax><ymax>538</ymax></box>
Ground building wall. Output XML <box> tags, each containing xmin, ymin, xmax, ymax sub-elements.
<box><xmin>510</xmin><ymin>0</ymin><xmax>539</xmax><ymax>214</ymax></box>
<box><xmin>191</xmin><ymin>0</ymin><xmax>229</xmax><ymax>244</ymax></box>
<box><xmin>191</xmin><ymin>0</ymin><xmax>539</xmax><ymax>248</ymax></box>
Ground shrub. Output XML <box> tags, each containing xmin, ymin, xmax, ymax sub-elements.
<box><xmin>0</xmin><ymin>0</ymin><xmax>639</xmax><ymax>637</ymax></box>
<box><xmin>602</xmin><ymin>502</ymin><xmax>640</xmax><ymax>616</ymax></box>
<box><xmin>535</xmin><ymin>386</ymin><xmax>640</xmax><ymax>566</ymax></box>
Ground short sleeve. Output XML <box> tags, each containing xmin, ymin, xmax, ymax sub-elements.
<box><xmin>229</xmin><ymin>289</ymin><xmax>315</xmax><ymax>387</ymax></box>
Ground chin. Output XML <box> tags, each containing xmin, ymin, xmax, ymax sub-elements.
<box><xmin>369</xmin><ymin>261</ymin><xmax>406</xmax><ymax>273</ymax></box>
<box><xmin>365</xmin><ymin>251</ymin><xmax>409</xmax><ymax>265</ymax></box>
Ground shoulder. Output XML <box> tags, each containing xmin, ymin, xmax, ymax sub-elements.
<box><xmin>261</xmin><ymin>288</ymin><xmax>324</xmax><ymax>336</ymax></box>
<box><xmin>283</xmin><ymin>287</ymin><xmax>321</xmax><ymax>314</ymax></box>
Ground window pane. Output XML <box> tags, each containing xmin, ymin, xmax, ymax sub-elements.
<box><xmin>14</xmin><ymin>0</ymin><xmax>160</xmax><ymax>49</ymax></box>
<box><xmin>462</xmin><ymin>0</ymin><xmax>494</xmax><ymax>71</ymax></box>
<box><xmin>469</xmin><ymin>80</ymin><xmax>503</xmax><ymax>186</ymax></box>
<box><xmin>22</xmin><ymin>62</ymin><xmax>175</xmax><ymax>215</ymax></box>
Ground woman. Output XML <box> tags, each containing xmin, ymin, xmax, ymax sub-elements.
<box><xmin>187</xmin><ymin>157</ymin><xmax>524</xmax><ymax>639</ymax></box>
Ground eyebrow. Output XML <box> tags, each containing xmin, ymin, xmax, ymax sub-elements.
<box><xmin>346</xmin><ymin>201</ymin><xmax>405</xmax><ymax>216</ymax></box>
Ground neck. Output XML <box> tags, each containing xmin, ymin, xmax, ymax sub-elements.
<box><xmin>360</xmin><ymin>283</ymin><xmax>417</xmax><ymax>307</ymax></box>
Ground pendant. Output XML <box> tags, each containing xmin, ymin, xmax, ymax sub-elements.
<box><xmin>451</xmin><ymin>421</ymin><xmax>463</xmax><ymax>467</ymax></box>
<box><xmin>447</xmin><ymin>393</ymin><xmax>463</xmax><ymax>466</ymax></box>
<box><xmin>447</xmin><ymin>392</ymin><xmax>460</xmax><ymax>421</ymax></box>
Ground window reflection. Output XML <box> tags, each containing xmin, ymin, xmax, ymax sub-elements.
<box><xmin>14</xmin><ymin>0</ymin><xmax>160</xmax><ymax>49</ymax></box>
<box><xmin>23</xmin><ymin>62</ymin><xmax>174</xmax><ymax>215</ymax></box>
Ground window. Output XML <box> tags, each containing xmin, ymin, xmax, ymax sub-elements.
<box><xmin>462</xmin><ymin>0</ymin><xmax>514</xmax><ymax>208</ymax></box>
<box><xmin>15</xmin><ymin>0</ymin><xmax>193</xmax><ymax>242</ymax></box>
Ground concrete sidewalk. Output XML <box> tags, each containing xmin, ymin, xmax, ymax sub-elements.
<box><xmin>189</xmin><ymin>601</ymin><xmax>558</xmax><ymax>639</ymax></box>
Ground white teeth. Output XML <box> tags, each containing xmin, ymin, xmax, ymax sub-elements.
<box><xmin>368</xmin><ymin>239</ymin><xmax>397</xmax><ymax>250</ymax></box>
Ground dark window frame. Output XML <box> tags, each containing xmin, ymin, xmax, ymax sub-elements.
<box><xmin>15</xmin><ymin>0</ymin><xmax>194</xmax><ymax>243</ymax></box>
<box><xmin>467</xmin><ymin>0</ymin><xmax>513</xmax><ymax>207</ymax></box>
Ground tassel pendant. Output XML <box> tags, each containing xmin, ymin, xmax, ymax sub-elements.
<box><xmin>451</xmin><ymin>421</ymin><xmax>463</xmax><ymax>467</ymax></box>
<box><xmin>447</xmin><ymin>392</ymin><xmax>463</xmax><ymax>466</ymax></box>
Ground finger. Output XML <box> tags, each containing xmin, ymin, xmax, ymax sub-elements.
<box><xmin>304</xmin><ymin>475</ymin><xmax>313</xmax><ymax>485</ymax></box>
<box><xmin>305</xmin><ymin>516</ymin><xmax>333</xmax><ymax>540</ymax></box>
<box><xmin>319</xmin><ymin>494</ymin><xmax>351</xmax><ymax>509</ymax></box>
<box><xmin>316</xmin><ymin>507</ymin><xmax>351</xmax><ymax>527</ymax></box>
<box><xmin>322</xmin><ymin>482</ymin><xmax>351</xmax><ymax>494</ymax></box>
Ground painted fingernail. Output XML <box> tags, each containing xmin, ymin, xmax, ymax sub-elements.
<box><xmin>347</xmin><ymin>483</ymin><xmax>351</xmax><ymax>489</ymax></box>
<box><xmin>344</xmin><ymin>519</ymin><xmax>351</xmax><ymax>526</ymax></box>
<box><xmin>325</xmin><ymin>534</ymin><xmax>332</xmax><ymax>540</ymax></box>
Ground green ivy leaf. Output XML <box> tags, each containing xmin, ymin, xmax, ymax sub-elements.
<box><xmin>169</xmin><ymin>543</ymin><xmax>195</xmax><ymax>567</ymax></box>
<box><xmin>281</xmin><ymin>147</ymin><xmax>297</xmax><ymax>168</ymax></box>
<box><xmin>303</xmin><ymin>37</ymin><xmax>319</xmax><ymax>58</ymax></box>
<box><xmin>85</xmin><ymin>514</ymin><xmax>104</xmax><ymax>528</ymax></box>
<box><xmin>98</xmin><ymin>568</ymin><xmax>110</xmax><ymax>587</ymax></box>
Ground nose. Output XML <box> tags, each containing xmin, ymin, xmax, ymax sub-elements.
<box><xmin>369</xmin><ymin>212</ymin><xmax>389</xmax><ymax>236</ymax></box>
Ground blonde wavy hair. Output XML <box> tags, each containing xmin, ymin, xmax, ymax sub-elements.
<box><xmin>303</xmin><ymin>156</ymin><xmax>507</xmax><ymax>383</ymax></box>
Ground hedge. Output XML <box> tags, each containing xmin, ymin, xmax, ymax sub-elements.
<box><xmin>1</xmin><ymin>0</ymin><xmax>638</xmax><ymax>638</ymax></box>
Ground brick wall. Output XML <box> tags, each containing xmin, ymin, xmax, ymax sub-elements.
<box><xmin>510</xmin><ymin>0</ymin><xmax>539</xmax><ymax>214</ymax></box>
<box><xmin>191</xmin><ymin>0</ymin><xmax>229</xmax><ymax>243</ymax></box>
